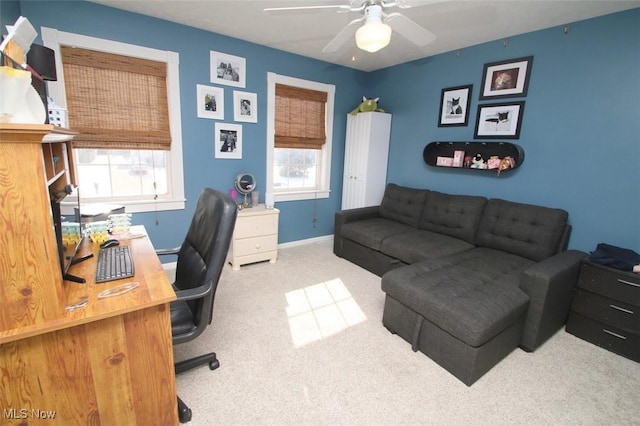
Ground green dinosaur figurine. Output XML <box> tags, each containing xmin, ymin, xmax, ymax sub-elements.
<box><xmin>350</xmin><ymin>96</ymin><xmax>385</xmax><ymax>115</ymax></box>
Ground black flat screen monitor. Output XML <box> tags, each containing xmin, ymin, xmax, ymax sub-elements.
<box><xmin>50</xmin><ymin>187</ymin><xmax>91</xmax><ymax>283</ymax></box>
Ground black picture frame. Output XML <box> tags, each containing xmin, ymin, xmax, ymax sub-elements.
<box><xmin>438</xmin><ymin>84</ymin><xmax>473</xmax><ymax>127</ymax></box>
<box><xmin>474</xmin><ymin>101</ymin><xmax>525</xmax><ymax>139</ymax></box>
<box><xmin>479</xmin><ymin>56</ymin><xmax>533</xmax><ymax>100</ymax></box>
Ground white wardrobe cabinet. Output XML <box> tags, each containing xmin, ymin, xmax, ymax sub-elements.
<box><xmin>341</xmin><ymin>112</ymin><xmax>392</xmax><ymax>210</ymax></box>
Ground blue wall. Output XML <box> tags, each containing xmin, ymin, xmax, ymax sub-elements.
<box><xmin>0</xmin><ymin>1</ymin><xmax>21</xmax><ymax>30</ymax></box>
<box><xmin>373</xmin><ymin>8</ymin><xmax>640</xmax><ymax>252</ymax></box>
<box><xmin>12</xmin><ymin>2</ymin><xmax>640</xmax><ymax>254</ymax></box>
<box><xmin>18</xmin><ymin>0</ymin><xmax>368</xmax><ymax>251</ymax></box>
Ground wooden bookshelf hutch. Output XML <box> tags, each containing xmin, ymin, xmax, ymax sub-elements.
<box><xmin>0</xmin><ymin>124</ymin><xmax>178</xmax><ymax>425</ymax></box>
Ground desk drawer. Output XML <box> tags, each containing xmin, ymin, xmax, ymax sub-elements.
<box><xmin>566</xmin><ymin>311</ymin><xmax>639</xmax><ymax>362</ymax></box>
<box><xmin>571</xmin><ymin>289</ymin><xmax>638</xmax><ymax>333</ymax></box>
<box><xmin>577</xmin><ymin>262</ymin><xmax>640</xmax><ymax>304</ymax></box>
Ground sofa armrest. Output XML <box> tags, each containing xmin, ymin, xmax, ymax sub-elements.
<box><xmin>519</xmin><ymin>249</ymin><xmax>588</xmax><ymax>351</ymax></box>
<box><xmin>333</xmin><ymin>206</ymin><xmax>380</xmax><ymax>256</ymax></box>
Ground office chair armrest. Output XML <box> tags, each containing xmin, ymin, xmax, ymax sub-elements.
<box><xmin>174</xmin><ymin>281</ymin><xmax>214</xmax><ymax>302</ymax></box>
<box><xmin>156</xmin><ymin>246</ymin><xmax>181</xmax><ymax>256</ymax></box>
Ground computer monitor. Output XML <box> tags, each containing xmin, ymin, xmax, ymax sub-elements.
<box><xmin>50</xmin><ymin>186</ymin><xmax>91</xmax><ymax>283</ymax></box>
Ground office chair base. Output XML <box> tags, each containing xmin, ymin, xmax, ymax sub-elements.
<box><xmin>175</xmin><ymin>352</ymin><xmax>219</xmax><ymax>374</ymax></box>
<box><xmin>178</xmin><ymin>396</ymin><xmax>192</xmax><ymax>423</ymax></box>
<box><xmin>176</xmin><ymin>352</ymin><xmax>219</xmax><ymax>423</ymax></box>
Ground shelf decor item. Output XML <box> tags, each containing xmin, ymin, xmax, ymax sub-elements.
<box><xmin>438</xmin><ymin>84</ymin><xmax>472</xmax><ymax>127</ymax></box>
<box><xmin>480</xmin><ymin>56</ymin><xmax>533</xmax><ymax>100</ymax></box>
<box><xmin>474</xmin><ymin>101</ymin><xmax>525</xmax><ymax>139</ymax></box>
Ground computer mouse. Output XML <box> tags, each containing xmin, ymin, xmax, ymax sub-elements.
<box><xmin>100</xmin><ymin>239</ymin><xmax>120</xmax><ymax>249</ymax></box>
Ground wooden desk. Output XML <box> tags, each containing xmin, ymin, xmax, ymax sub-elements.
<box><xmin>1</xmin><ymin>227</ymin><xmax>178</xmax><ymax>425</ymax></box>
<box><xmin>1</xmin><ymin>125</ymin><xmax>178</xmax><ymax>425</ymax></box>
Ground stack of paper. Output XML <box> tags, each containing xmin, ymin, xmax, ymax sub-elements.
<box><xmin>1</xmin><ymin>16</ymin><xmax>37</xmax><ymax>64</ymax></box>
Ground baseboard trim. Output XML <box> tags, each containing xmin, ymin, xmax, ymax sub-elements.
<box><xmin>161</xmin><ymin>235</ymin><xmax>334</xmax><ymax>268</ymax></box>
<box><xmin>278</xmin><ymin>234</ymin><xmax>333</xmax><ymax>249</ymax></box>
<box><xmin>162</xmin><ymin>261</ymin><xmax>177</xmax><ymax>271</ymax></box>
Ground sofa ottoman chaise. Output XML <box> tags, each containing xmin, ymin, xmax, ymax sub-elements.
<box><xmin>334</xmin><ymin>184</ymin><xmax>587</xmax><ymax>385</ymax></box>
<box><xmin>382</xmin><ymin>248</ymin><xmax>533</xmax><ymax>385</ymax></box>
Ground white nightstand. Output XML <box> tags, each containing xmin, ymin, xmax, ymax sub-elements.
<box><xmin>229</xmin><ymin>204</ymin><xmax>279</xmax><ymax>270</ymax></box>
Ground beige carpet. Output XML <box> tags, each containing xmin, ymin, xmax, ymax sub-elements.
<box><xmin>170</xmin><ymin>241</ymin><xmax>640</xmax><ymax>425</ymax></box>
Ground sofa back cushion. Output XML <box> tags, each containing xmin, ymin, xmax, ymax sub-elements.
<box><xmin>379</xmin><ymin>184</ymin><xmax>429</xmax><ymax>228</ymax></box>
<box><xmin>419</xmin><ymin>191</ymin><xmax>487</xmax><ymax>243</ymax></box>
<box><xmin>475</xmin><ymin>199</ymin><xmax>569</xmax><ymax>261</ymax></box>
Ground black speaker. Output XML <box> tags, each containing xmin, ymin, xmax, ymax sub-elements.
<box><xmin>27</xmin><ymin>44</ymin><xmax>57</xmax><ymax>81</ymax></box>
<box><xmin>27</xmin><ymin>44</ymin><xmax>57</xmax><ymax>124</ymax></box>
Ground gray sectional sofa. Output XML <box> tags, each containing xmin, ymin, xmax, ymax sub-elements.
<box><xmin>334</xmin><ymin>183</ymin><xmax>587</xmax><ymax>385</ymax></box>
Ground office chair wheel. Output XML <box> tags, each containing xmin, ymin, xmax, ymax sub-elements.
<box><xmin>178</xmin><ymin>396</ymin><xmax>192</xmax><ymax>423</ymax></box>
<box><xmin>178</xmin><ymin>407</ymin><xmax>192</xmax><ymax>423</ymax></box>
<box><xmin>209</xmin><ymin>359</ymin><xmax>220</xmax><ymax>370</ymax></box>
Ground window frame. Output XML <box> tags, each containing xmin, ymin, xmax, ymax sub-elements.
<box><xmin>42</xmin><ymin>27</ymin><xmax>185</xmax><ymax>213</ymax></box>
<box><xmin>266</xmin><ymin>72</ymin><xmax>334</xmax><ymax>203</ymax></box>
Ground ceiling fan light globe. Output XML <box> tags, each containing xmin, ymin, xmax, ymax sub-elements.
<box><xmin>355</xmin><ymin>22</ymin><xmax>392</xmax><ymax>53</ymax></box>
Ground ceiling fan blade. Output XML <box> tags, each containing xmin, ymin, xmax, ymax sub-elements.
<box><xmin>385</xmin><ymin>13</ymin><xmax>436</xmax><ymax>46</ymax></box>
<box><xmin>264</xmin><ymin>4</ymin><xmax>353</xmax><ymax>14</ymax></box>
<box><xmin>389</xmin><ymin>0</ymin><xmax>450</xmax><ymax>9</ymax></box>
<box><xmin>322</xmin><ymin>17</ymin><xmax>364</xmax><ymax>53</ymax></box>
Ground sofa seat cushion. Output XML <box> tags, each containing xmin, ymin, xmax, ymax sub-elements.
<box><xmin>380</xmin><ymin>230</ymin><xmax>474</xmax><ymax>264</ymax></box>
<box><xmin>341</xmin><ymin>217</ymin><xmax>414</xmax><ymax>251</ymax></box>
<box><xmin>381</xmin><ymin>248</ymin><xmax>533</xmax><ymax>347</ymax></box>
<box><xmin>475</xmin><ymin>199</ymin><xmax>569</xmax><ymax>262</ymax></box>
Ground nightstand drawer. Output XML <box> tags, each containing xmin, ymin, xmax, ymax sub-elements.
<box><xmin>577</xmin><ymin>262</ymin><xmax>640</xmax><ymax>304</ymax></box>
<box><xmin>235</xmin><ymin>214</ymin><xmax>278</xmax><ymax>239</ymax></box>
<box><xmin>566</xmin><ymin>311</ymin><xmax>639</xmax><ymax>362</ymax></box>
<box><xmin>233</xmin><ymin>235</ymin><xmax>277</xmax><ymax>257</ymax></box>
<box><xmin>571</xmin><ymin>289</ymin><xmax>639</xmax><ymax>333</ymax></box>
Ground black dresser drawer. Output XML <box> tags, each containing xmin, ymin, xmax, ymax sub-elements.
<box><xmin>571</xmin><ymin>289</ymin><xmax>639</xmax><ymax>333</ymax></box>
<box><xmin>566</xmin><ymin>312</ymin><xmax>639</xmax><ymax>362</ymax></box>
<box><xmin>577</xmin><ymin>262</ymin><xmax>640</xmax><ymax>304</ymax></box>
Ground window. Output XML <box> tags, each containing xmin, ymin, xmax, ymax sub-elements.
<box><xmin>42</xmin><ymin>28</ymin><xmax>184</xmax><ymax>213</ymax></box>
<box><xmin>267</xmin><ymin>73</ymin><xmax>335</xmax><ymax>202</ymax></box>
<box><xmin>274</xmin><ymin>148</ymin><xmax>319</xmax><ymax>190</ymax></box>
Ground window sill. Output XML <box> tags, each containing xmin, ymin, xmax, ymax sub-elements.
<box><xmin>61</xmin><ymin>197</ymin><xmax>185</xmax><ymax>215</ymax></box>
<box><xmin>274</xmin><ymin>189</ymin><xmax>330</xmax><ymax>202</ymax></box>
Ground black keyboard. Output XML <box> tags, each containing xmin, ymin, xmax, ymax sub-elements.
<box><xmin>95</xmin><ymin>245</ymin><xmax>135</xmax><ymax>283</ymax></box>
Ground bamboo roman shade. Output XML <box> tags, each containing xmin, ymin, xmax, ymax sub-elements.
<box><xmin>275</xmin><ymin>84</ymin><xmax>327</xmax><ymax>150</ymax></box>
<box><xmin>60</xmin><ymin>46</ymin><xmax>171</xmax><ymax>150</ymax></box>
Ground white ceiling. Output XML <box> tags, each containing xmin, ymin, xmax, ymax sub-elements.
<box><xmin>89</xmin><ymin>0</ymin><xmax>640</xmax><ymax>72</ymax></box>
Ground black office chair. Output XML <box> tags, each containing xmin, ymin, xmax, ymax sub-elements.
<box><xmin>156</xmin><ymin>188</ymin><xmax>237</xmax><ymax>423</ymax></box>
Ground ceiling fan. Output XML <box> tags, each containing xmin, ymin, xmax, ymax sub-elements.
<box><xmin>264</xmin><ymin>0</ymin><xmax>437</xmax><ymax>54</ymax></box>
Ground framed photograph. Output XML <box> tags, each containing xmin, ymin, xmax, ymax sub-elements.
<box><xmin>214</xmin><ymin>122</ymin><xmax>242</xmax><ymax>159</ymax></box>
<box><xmin>196</xmin><ymin>84</ymin><xmax>224</xmax><ymax>120</ymax></box>
<box><xmin>480</xmin><ymin>56</ymin><xmax>533</xmax><ymax>100</ymax></box>
<box><xmin>210</xmin><ymin>50</ymin><xmax>246</xmax><ymax>88</ymax></box>
<box><xmin>233</xmin><ymin>90</ymin><xmax>257</xmax><ymax>123</ymax></box>
<box><xmin>474</xmin><ymin>101</ymin><xmax>525</xmax><ymax>139</ymax></box>
<box><xmin>438</xmin><ymin>84</ymin><xmax>472</xmax><ymax>127</ymax></box>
